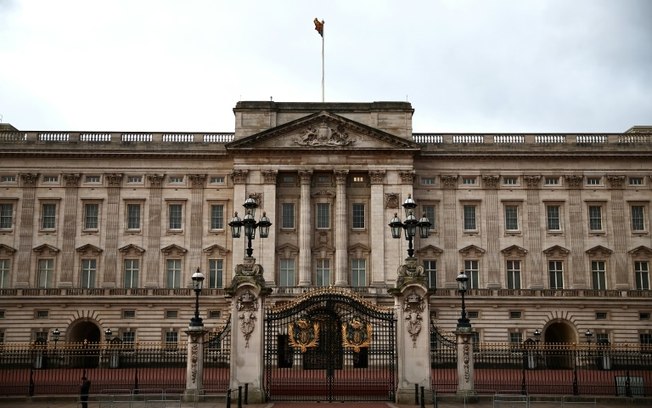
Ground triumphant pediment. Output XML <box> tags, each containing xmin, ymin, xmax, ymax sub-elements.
<box><xmin>226</xmin><ymin>111</ymin><xmax>418</xmax><ymax>151</ymax></box>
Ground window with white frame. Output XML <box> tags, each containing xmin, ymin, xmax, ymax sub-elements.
<box><xmin>504</xmin><ymin>205</ymin><xmax>519</xmax><ymax>231</ymax></box>
<box><xmin>548</xmin><ymin>260</ymin><xmax>564</xmax><ymax>289</ymax></box>
<box><xmin>126</xmin><ymin>203</ymin><xmax>142</xmax><ymax>231</ymax></box>
<box><xmin>588</xmin><ymin>205</ymin><xmax>604</xmax><ymax>231</ymax></box>
<box><xmin>351</xmin><ymin>258</ymin><xmax>366</xmax><ymax>287</ymax></box>
<box><xmin>0</xmin><ymin>203</ymin><xmax>13</xmax><ymax>230</ymax></box>
<box><xmin>629</xmin><ymin>177</ymin><xmax>644</xmax><ymax>186</ymax></box>
<box><xmin>85</xmin><ymin>175</ymin><xmax>101</xmax><ymax>183</ymax></box>
<box><xmin>464</xmin><ymin>260</ymin><xmax>479</xmax><ymax>289</ymax></box>
<box><xmin>544</xmin><ymin>177</ymin><xmax>560</xmax><ymax>186</ymax></box>
<box><xmin>509</xmin><ymin>331</ymin><xmax>523</xmax><ymax>345</ymax></box>
<box><xmin>352</xmin><ymin>203</ymin><xmax>365</xmax><ymax>229</ymax></box>
<box><xmin>281</xmin><ymin>203</ymin><xmax>295</xmax><ymax>229</ymax></box>
<box><xmin>43</xmin><ymin>175</ymin><xmax>59</xmax><ymax>183</ymax></box>
<box><xmin>424</xmin><ymin>260</ymin><xmax>437</xmax><ymax>289</ymax></box>
<box><xmin>631</xmin><ymin>204</ymin><xmax>647</xmax><ymax>232</ymax></box>
<box><xmin>168</xmin><ymin>203</ymin><xmax>183</xmax><ymax>230</ymax></box>
<box><xmin>166</xmin><ymin>259</ymin><xmax>182</xmax><ymax>288</ymax></box>
<box><xmin>635</xmin><ymin>261</ymin><xmax>650</xmax><ymax>290</ymax></box>
<box><xmin>503</xmin><ymin>176</ymin><xmax>518</xmax><ymax>186</ymax></box>
<box><xmin>208</xmin><ymin>259</ymin><xmax>223</xmax><ymax>289</ymax></box>
<box><xmin>37</xmin><ymin>259</ymin><xmax>54</xmax><ymax>288</ymax></box>
<box><xmin>41</xmin><ymin>203</ymin><xmax>57</xmax><ymax>230</ymax></box>
<box><xmin>423</xmin><ymin>204</ymin><xmax>436</xmax><ymax>230</ymax></box>
<box><xmin>168</xmin><ymin>175</ymin><xmax>184</xmax><ymax>184</ymax></box>
<box><xmin>127</xmin><ymin>175</ymin><xmax>142</xmax><ymax>184</ymax></box>
<box><xmin>0</xmin><ymin>175</ymin><xmax>16</xmax><ymax>183</ymax></box>
<box><xmin>586</xmin><ymin>177</ymin><xmax>601</xmax><ymax>186</ymax></box>
<box><xmin>316</xmin><ymin>259</ymin><xmax>330</xmax><ymax>287</ymax></box>
<box><xmin>591</xmin><ymin>260</ymin><xmax>607</xmax><ymax>290</ymax></box>
<box><xmin>506</xmin><ymin>260</ymin><xmax>521</xmax><ymax>289</ymax></box>
<box><xmin>83</xmin><ymin>203</ymin><xmax>100</xmax><ymax>230</ymax></box>
<box><xmin>124</xmin><ymin>259</ymin><xmax>139</xmax><ymax>288</ymax></box>
<box><xmin>279</xmin><ymin>258</ymin><xmax>295</xmax><ymax>287</ymax></box>
<box><xmin>316</xmin><ymin>203</ymin><xmax>330</xmax><ymax>229</ymax></box>
<box><xmin>421</xmin><ymin>177</ymin><xmax>435</xmax><ymax>185</ymax></box>
<box><xmin>0</xmin><ymin>259</ymin><xmax>10</xmax><ymax>288</ymax></box>
<box><xmin>165</xmin><ymin>330</ymin><xmax>178</xmax><ymax>351</ymax></box>
<box><xmin>122</xmin><ymin>331</ymin><xmax>136</xmax><ymax>350</ymax></box>
<box><xmin>210</xmin><ymin>204</ymin><xmax>224</xmax><ymax>230</ymax></box>
<box><xmin>80</xmin><ymin>259</ymin><xmax>97</xmax><ymax>288</ymax></box>
<box><xmin>546</xmin><ymin>204</ymin><xmax>562</xmax><ymax>231</ymax></box>
<box><xmin>209</xmin><ymin>175</ymin><xmax>225</xmax><ymax>184</ymax></box>
<box><xmin>462</xmin><ymin>177</ymin><xmax>477</xmax><ymax>185</ymax></box>
<box><xmin>463</xmin><ymin>204</ymin><xmax>477</xmax><ymax>231</ymax></box>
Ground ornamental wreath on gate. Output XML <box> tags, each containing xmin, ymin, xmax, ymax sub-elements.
<box><xmin>288</xmin><ymin>318</ymin><xmax>320</xmax><ymax>352</ymax></box>
<box><xmin>342</xmin><ymin>318</ymin><xmax>372</xmax><ymax>352</ymax></box>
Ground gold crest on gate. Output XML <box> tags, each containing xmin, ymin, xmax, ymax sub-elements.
<box><xmin>342</xmin><ymin>318</ymin><xmax>372</xmax><ymax>352</ymax></box>
<box><xmin>288</xmin><ymin>318</ymin><xmax>320</xmax><ymax>352</ymax></box>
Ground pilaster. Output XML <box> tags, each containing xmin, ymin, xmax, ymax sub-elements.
<box><xmin>334</xmin><ymin>169</ymin><xmax>348</xmax><ymax>286</ymax></box>
<box><xmin>482</xmin><ymin>175</ymin><xmax>500</xmax><ymax>288</ymax></box>
<box><xmin>145</xmin><ymin>174</ymin><xmax>164</xmax><ymax>287</ymax></box>
<box><xmin>298</xmin><ymin>170</ymin><xmax>313</xmax><ymax>286</ymax></box>
<box><xmin>565</xmin><ymin>175</ymin><xmax>586</xmax><ymax>288</ymax></box>
<box><xmin>16</xmin><ymin>173</ymin><xmax>38</xmax><ymax>287</ymax></box>
<box><xmin>607</xmin><ymin>175</ymin><xmax>628</xmax><ymax>289</ymax></box>
<box><xmin>441</xmin><ymin>175</ymin><xmax>459</xmax><ymax>287</ymax></box>
<box><xmin>188</xmin><ymin>174</ymin><xmax>207</xmax><ymax>273</ymax></box>
<box><xmin>262</xmin><ymin>170</ymin><xmax>278</xmax><ymax>286</ymax></box>
<box><xmin>523</xmin><ymin>176</ymin><xmax>543</xmax><ymax>288</ymax></box>
<box><xmin>369</xmin><ymin>170</ymin><xmax>386</xmax><ymax>285</ymax></box>
<box><xmin>103</xmin><ymin>173</ymin><xmax>123</xmax><ymax>287</ymax></box>
<box><xmin>59</xmin><ymin>173</ymin><xmax>82</xmax><ymax>287</ymax></box>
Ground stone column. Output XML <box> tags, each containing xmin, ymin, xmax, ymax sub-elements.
<box><xmin>482</xmin><ymin>175</ymin><xmax>500</xmax><ymax>288</ymax></box>
<box><xmin>565</xmin><ymin>175</ymin><xmax>586</xmax><ymax>288</ymax></box>
<box><xmin>145</xmin><ymin>174</ymin><xmax>164</xmax><ymax>287</ymax></box>
<box><xmin>16</xmin><ymin>173</ymin><xmax>38</xmax><ymax>288</ymax></box>
<box><xmin>262</xmin><ymin>170</ymin><xmax>278</xmax><ymax>286</ymax></box>
<box><xmin>369</xmin><ymin>170</ymin><xmax>386</xmax><ymax>286</ymax></box>
<box><xmin>334</xmin><ymin>170</ymin><xmax>348</xmax><ymax>286</ymax></box>
<box><xmin>188</xmin><ymin>175</ymin><xmax>207</xmax><ymax>271</ymax></box>
<box><xmin>390</xmin><ymin>259</ymin><xmax>431</xmax><ymax>404</ymax></box>
<box><xmin>59</xmin><ymin>173</ymin><xmax>82</xmax><ymax>287</ymax></box>
<box><xmin>227</xmin><ymin>258</ymin><xmax>270</xmax><ymax>403</ymax></box>
<box><xmin>440</xmin><ymin>175</ymin><xmax>459</xmax><ymax>287</ymax></box>
<box><xmin>184</xmin><ymin>325</ymin><xmax>208</xmax><ymax>402</ymax></box>
<box><xmin>456</xmin><ymin>328</ymin><xmax>476</xmax><ymax>399</ymax></box>
<box><xmin>103</xmin><ymin>173</ymin><xmax>123</xmax><ymax>287</ymax></box>
<box><xmin>523</xmin><ymin>176</ymin><xmax>543</xmax><ymax>289</ymax></box>
<box><xmin>298</xmin><ymin>170</ymin><xmax>313</xmax><ymax>286</ymax></box>
<box><xmin>607</xmin><ymin>175</ymin><xmax>629</xmax><ymax>289</ymax></box>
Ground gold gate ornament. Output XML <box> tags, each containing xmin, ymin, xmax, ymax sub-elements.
<box><xmin>288</xmin><ymin>318</ymin><xmax>320</xmax><ymax>352</ymax></box>
<box><xmin>342</xmin><ymin>318</ymin><xmax>372</xmax><ymax>352</ymax></box>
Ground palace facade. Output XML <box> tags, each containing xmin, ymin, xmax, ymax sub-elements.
<box><xmin>0</xmin><ymin>101</ymin><xmax>650</xmax><ymax>348</ymax></box>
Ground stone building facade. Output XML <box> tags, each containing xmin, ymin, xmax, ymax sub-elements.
<box><xmin>0</xmin><ymin>101</ymin><xmax>650</xmax><ymax>348</ymax></box>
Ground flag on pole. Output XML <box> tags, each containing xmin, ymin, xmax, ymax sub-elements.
<box><xmin>313</xmin><ymin>18</ymin><xmax>324</xmax><ymax>37</ymax></box>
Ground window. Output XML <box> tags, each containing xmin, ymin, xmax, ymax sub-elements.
<box><xmin>316</xmin><ymin>259</ymin><xmax>330</xmax><ymax>287</ymax></box>
<box><xmin>35</xmin><ymin>311</ymin><xmax>49</xmax><ymax>319</ymax></box>
<box><xmin>316</xmin><ymin>174</ymin><xmax>331</xmax><ymax>184</ymax></box>
<box><xmin>588</xmin><ymin>205</ymin><xmax>603</xmax><ymax>231</ymax></box>
<box><xmin>168</xmin><ymin>203</ymin><xmax>183</xmax><ymax>230</ymax></box>
<box><xmin>43</xmin><ymin>175</ymin><xmax>59</xmax><ymax>183</ymax></box>
<box><xmin>544</xmin><ymin>177</ymin><xmax>560</xmax><ymax>185</ymax></box>
<box><xmin>631</xmin><ymin>205</ymin><xmax>646</xmax><ymax>232</ymax></box>
<box><xmin>41</xmin><ymin>203</ymin><xmax>57</xmax><ymax>229</ymax></box>
<box><xmin>122</xmin><ymin>310</ymin><xmax>136</xmax><ymax>319</ymax></box>
<box><xmin>83</xmin><ymin>203</ymin><xmax>99</xmax><ymax>230</ymax></box>
<box><xmin>635</xmin><ymin>261</ymin><xmax>650</xmax><ymax>290</ymax></box>
<box><xmin>124</xmin><ymin>259</ymin><xmax>139</xmax><ymax>288</ymax></box>
<box><xmin>316</xmin><ymin>203</ymin><xmax>330</xmax><ymax>229</ymax></box>
<box><xmin>506</xmin><ymin>260</ymin><xmax>521</xmax><ymax>289</ymax></box>
<box><xmin>210</xmin><ymin>204</ymin><xmax>224</xmax><ymax>230</ymax></box>
<box><xmin>510</xmin><ymin>311</ymin><xmax>522</xmax><ymax>319</ymax></box>
<box><xmin>122</xmin><ymin>331</ymin><xmax>136</xmax><ymax>347</ymax></box>
<box><xmin>281</xmin><ymin>175</ymin><xmax>295</xmax><ymax>184</ymax></box>
<box><xmin>596</xmin><ymin>333</ymin><xmax>609</xmax><ymax>344</ymax></box>
<box><xmin>640</xmin><ymin>312</ymin><xmax>650</xmax><ymax>320</ymax></box>
<box><xmin>0</xmin><ymin>259</ymin><xmax>9</xmax><ymax>288</ymax></box>
<box><xmin>37</xmin><ymin>259</ymin><xmax>54</xmax><ymax>288</ymax></box>
<box><xmin>85</xmin><ymin>175</ymin><xmax>101</xmax><ymax>183</ymax></box>
<box><xmin>504</xmin><ymin>205</ymin><xmax>519</xmax><ymax>231</ymax></box>
<box><xmin>165</xmin><ymin>330</ymin><xmax>178</xmax><ymax>351</ymax></box>
<box><xmin>463</xmin><ymin>205</ymin><xmax>477</xmax><ymax>231</ymax></box>
<box><xmin>424</xmin><ymin>260</ymin><xmax>437</xmax><ymax>289</ymax></box>
<box><xmin>629</xmin><ymin>177</ymin><xmax>644</xmax><ymax>186</ymax></box>
<box><xmin>464</xmin><ymin>260</ymin><xmax>479</xmax><ymax>289</ymax></box>
<box><xmin>596</xmin><ymin>312</ymin><xmax>608</xmax><ymax>320</ymax></box>
<box><xmin>352</xmin><ymin>203</ymin><xmax>365</xmax><ymax>229</ymax></box>
<box><xmin>168</xmin><ymin>176</ymin><xmax>184</xmax><ymax>184</ymax></box>
<box><xmin>509</xmin><ymin>332</ymin><xmax>523</xmax><ymax>345</ymax></box>
<box><xmin>208</xmin><ymin>259</ymin><xmax>223</xmax><ymax>289</ymax></box>
<box><xmin>423</xmin><ymin>205</ymin><xmax>436</xmax><ymax>230</ymax></box>
<box><xmin>126</xmin><ymin>203</ymin><xmax>141</xmax><ymax>230</ymax></box>
<box><xmin>127</xmin><ymin>175</ymin><xmax>142</xmax><ymax>183</ymax></box>
<box><xmin>549</xmin><ymin>261</ymin><xmax>564</xmax><ymax>289</ymax></box>
<box><xmin>80</xmin><ymin>259</ymin><xmax>97</xmax><ymax>288</ymax></box>
<box><xmin>281</xmin><ymin>203</ymin><xmax>295</xmax><ymax>229</ymax></box>
<box><xmin>279</xmin><ymin>259</ymin><xmax>295</xmax><ymax>287</ymax></box>
<box><xmin>209</xmin><ymin>310</ymin><xmax>221</xmax><ymax>319</ymax></box>
<box><xmin>421</xmin><ymin>177</ymin><xmax>435</xmax><ymax>185</ymax></box>
<box><xmin>640</xmin><ymin>333</ymin><xmax>652</xmax><ymax>353</ymax></box>
<box><xmin>0</xmin><ymin>175</ymin><xmax>16</xmax><ymax>183</ymax></box>
<box><xmin>591</xmin><ymin>260</ymin><xmax>607</xmax><ymax>290</ymax></box>
<box><xmin>351</xmin><ymin>258</ymin><xmax>366</xmax><ymax>287</ymax></box>
<box><xmin>503</xmin><ymin>177</ymin><xmax>518</xmax><ymax>185</ymax></box>
<box><xmin>209</xmin><ymin>176</ymin><xmax>225</xmax><ymax>184</ymax></box>
<box><xmin>546</xmin><ymin>205</ymin><xmax>561</xmax><ymax>231</ymax></box>
<box><xmin>166</xmin><ymin>259</ymin><xmax>182</xmax><ymax>288</ymax></box>
<box><xmin>165</xmin><ymin>310</ymin><xmax>178</xmax><ymax>319</ymax></box>
<box><xmin>586</xmin><ymin>177</ymin><xmax>601</xmax><ymax>186</ymax></box>
<box><xmin>352</xmin><ymin>176</ymin><xmax>365</xmax><ymax>183</ymax></box>
<box><xmin>462</xmin><ymin>177</ymin><xmax>476</xmax><ymax>185</ymax></box>
<box><xmin>0</xmin><ymin>203</ymin><xmax>13</xmax><ymax>229</ymax></box>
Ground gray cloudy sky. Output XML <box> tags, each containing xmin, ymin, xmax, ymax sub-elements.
<box><xmin>1</xmin><ymin>0</ymin><xmax>651</xmax><ymax>133</ymax></box>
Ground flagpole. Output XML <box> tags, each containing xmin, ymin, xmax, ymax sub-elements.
<box><xmin>321</xmin><ymin>27</ymin><xmax>325</xmax><ymax>102</ymax></box>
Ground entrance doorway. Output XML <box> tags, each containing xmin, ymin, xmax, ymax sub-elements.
<box><xmin>543</xmin><ymin>320</ymin><xmax>576</xmax><ymax>369</ymax></box>
<box><xmin>67</xmin><ymin>320</ymin><xmax>101</xmax><ymax>368</ymax></box>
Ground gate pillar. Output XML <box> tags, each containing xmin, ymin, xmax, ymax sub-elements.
<box><xmin>184</xmin><ymin>326</ymin><xmax>208</xmax><ymax>402</ymax></box>
<box><xmin>455</xmin><ymin>328</ymin><xmax>476</xmax><ymax>399</ymax></box>
<box><xmin>390</xmin><ymin>257</ymin><xmax>431</xmax><ymax>404</ymax></box>
<box><xmin>226</xmin><ymin>257</ymin><xmax>271</xmax><ymax>403</ymax></box>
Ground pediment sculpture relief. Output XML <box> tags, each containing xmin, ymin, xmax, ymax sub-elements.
<box><xmin>295</xmin><ymin>121</ymin><xmax>354</xmax><ymax>147</ymax></box>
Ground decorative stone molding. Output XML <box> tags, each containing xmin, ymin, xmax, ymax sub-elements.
<box><xmin>236</xmin><ymin>289</ymin><xmax>258</xmax><ymax>347</ymax></box>
<box><xmin>118</xmin><ymin>244</ymin><xmax>146</xmax><ymax>255</ymax></box>
<box><xmin>202</xmin><ymin>244</ymin><xmax>230</xmax><ymax>256</ymax></box>
<box><xmin>20</xmin><ymin>173</ymin><xmax>39</xmax><ymax>187</ymax></box>
<box><xmin>459</xmin><ymin>245</ymin><xmax>486</xmax><ymax>257</ymax></box>
<box><xmin>105</xmin><ymin>173</ymin><xmax>124</xmax><ymax>187</ymax></box>
<box><xmin>368</xmin><ymin>170</ymin><xmax>385</xmax><ymax>184</ymax></box>
<box><xmin>385</xmin><ymin>193</ymin><xmax>399</xmax><ymax>209</ymax></box>
<box><xmin>585</xmin><ymin>245</ymin><xmax>613</xmax><ymax>257</ymax></box>
<box><xmin>227</xmin><ymin>258</ymin><xmax>271</xmax><ymax>296</ymax></box>
<box><xmin>391</xmin><ymin>257</ymin><xmax>426</xmax><ymax>291</ymax></box>
<box><xmin>440</xmin><ymin>175</ymin><xmax>458</xmax><ymax>189</ymax></box>
<box><xmin>298</xmin><ymin>170</ymin><xmax>313</xmax><ymax>184</ymax></box>
<box><xmin>334</xmin><ymin>169</ymin><xmax>349</xmax><ymax>184</ymax></box>
<box><xmin>161</xmin><ymin>244</ymin><xmax>188</xmax><ymax>256</ymax></box>
<box><xmin>230</xmin><ymin>169</ymin><xmax>248</xmax><ymax>184</ymax></box>
<box><xmin>606</xmin><ymin>175</ymin><xmax>626</xmax><ymax>189</ymax></box>
<box><xmin>75</xmin><ymin>244</ymin><xmax>103</xmax><ymax>256</ymax></box>
<box><xmin>62</xmin><ymin>173</ymin><xmax>82</xmax><ymax>187</ymax></box>
<box><xmin>403</xmin><ymin>289</ymin><xmax>424</xmax><ymax>347</ymax></box>
<box><xmin>188</xmin><ymin>174</ymin><xmax>207</xmax><ymax>188</ymax></box>
<box><xmin>564</xmin><ymin>175</ymin><xmax>583</xmax><ymax>188</ymax></box>
<box><xmin>248</xmin><ymin>192</ymin><xmax>263</xmax><ymax>208</ymax></box>
<box><xmin>32</xmin><ymin>244</ymin><xmax>60</xmax><ymax>255</ymax></box>
<box><xmin>0</xmin><ymin>244</ymin><xmax>17</xmax><ymax>256</ymax></box>
<box><xmin>500</xmin><ymin>245</ymin><xmax>528</xmax><ymax>258</ymax></box>
<box><xmin>262</xmin><ymin>170</ymin><xmax>277</xmax><ymax>184</ymax></box>
<box><xmin>399</xmin><ymin>170</ymin><xmax>415</xmax><ymax>184</ymax></box>
<box><xmin>628</xmin><ymin>245</ymin><xmax>652</xmax><ymax>257</ymax></box>
<box><xmin>147</xmin><ymin>174</ymin><xmax>165</xmax><ymax>188</ymax></box>
<box><xmin>523</xmin><ymin>175</ymin><xmax>542</xmax><ymax>188</ymax></box>
<box><xmin>543</xmin><ymin>245</ymin><xmax>570</xmax><ymax>257</ymax></box>
<box><xmin>294</xmin><ymin>120</ymin><xmax>354</xmax><ymax>147</ymax></box>
<box><xmin>481</xmin><ymin>175</ymin><xmax>499</xmax><ymax>189</ymax></box>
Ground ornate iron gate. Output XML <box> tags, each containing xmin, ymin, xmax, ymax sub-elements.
<box><xmin>264</xmin><ymin>288</ymin><xmax>397</xmax><ymax>402</ymax></box>
<box><xmin>430</xmin><ymin>322</ymin><xmax>458</xmax><ymax>393</ymax></box>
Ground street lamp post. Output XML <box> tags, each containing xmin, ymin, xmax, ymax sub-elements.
<box><xmin>51</xmin><ymin>328</ymin><xmax>60</xmax><ymax>368</ymax></box>
<box><xmin>389</xmin><ymin>194</ymin><xmax>431</xmax><ymax>258</ymax></box>
<box><xmin>229</xmin><ymin>197</ymin><xmax>271</xmax><ymax>258</ymax></box>
<box><xmin>190</xmin><ymin>268</ymin><xmax>205</xmax><ymax>327</ymax></box>
<box><xmin>456</xmin><ymin>271</ymin><xmax>471</xmax><ymax>329</ymax></box>
<box><xmin>104</xmin><ymin>328</ymin><xmax>112</xmax><ymax>341</ymax></box>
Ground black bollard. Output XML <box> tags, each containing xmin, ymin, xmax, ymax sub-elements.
<box><xmin>244</xmin><ymin>383</ymin><xmax>248</xmax><ymax>404</ymax></box>
<box><xmin>420</xmin><ymin>386</ymin><xmax>425</xmax><ymax>408</ymax></box>
<box><xmin>238</xmin><ymin>385</ymin><xmax>243</xmax><ymax>408</ymax></box>
<box><xmin>415</xmin><ymin>383</ymin><xmax>419</xmax><ymax>404</ymax></box>
<box><xmin>226</xmin><ymin>388</ymin><xmax>231</xmax><ymax>408</ymax></box>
